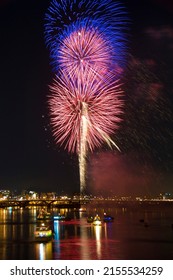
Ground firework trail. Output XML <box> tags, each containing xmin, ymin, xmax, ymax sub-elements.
<box><xmin>45</xmin><ymin>0</ymin><xmax>128</xmax><ymax>194</ymax></box>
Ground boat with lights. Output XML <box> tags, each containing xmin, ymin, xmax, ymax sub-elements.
<box><xmin>34</xmin><ymin>223</ymin><xmax>53</xmax><ymax>242</ymax></box>
<box><xmin>87</xmin><ymin>216</ymin><xmax>94</xmax><ymax>223</ymax></box>
<box><xmin>103</xmin><ymin>213</ymin><xmax>114</xmax><ymax>222</ymax></box>
<box><xmin>53</xmin><ymin>213</ymin><xmax>71</xmax><ymax>221</ymax></box>
<box><xmin>92</xmin><ymin>214</ymin><xmax>102</xmax><ymax>226</ymax></box>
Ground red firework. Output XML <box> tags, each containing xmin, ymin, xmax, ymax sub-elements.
<box><xmin>48</xmin><ymin>70</ymin><xmax>123</xmax><ymax>153</ymax></box>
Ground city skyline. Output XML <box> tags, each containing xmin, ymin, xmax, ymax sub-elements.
<box><xmin>0</xmin><ymin>0</ymin><xmax>173</xmax><ymax>196</ymax></box>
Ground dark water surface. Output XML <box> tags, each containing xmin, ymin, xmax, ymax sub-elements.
<box><xmin>0</xmin><ymin>202</ymin><xmax>173</xmax><ymax>260</ymax></box>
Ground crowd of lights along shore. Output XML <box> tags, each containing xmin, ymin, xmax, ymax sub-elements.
<box><xmin>45</xmin><ymin>0</ymin><xmax>128</xmax><ymax>194</ymax></box>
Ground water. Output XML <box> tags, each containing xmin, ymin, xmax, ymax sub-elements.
<box><xmin>0</xmin><ymin>202</ymin><xmax>173</xmax><ymax>260</ymax></box>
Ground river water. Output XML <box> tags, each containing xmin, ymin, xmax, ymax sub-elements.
<box><xmin>0</xmin><ymin>201</ymin><xmax>173</xmax><ymax>260</ymax></box>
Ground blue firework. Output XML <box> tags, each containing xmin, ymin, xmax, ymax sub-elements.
<box><xmin>45</xmin><ymin>0</ymin><xmax>128</xmax><ymax>75</ymax></box>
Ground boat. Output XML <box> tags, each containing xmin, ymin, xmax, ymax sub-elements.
<box><xmin>103</xmin><ymin>213</ymin><xmax>114</xmax><ymax>222</ymax></box>
<box><xmin>87</xmin><ymin>216</ymin><xmax>94</xmax><ymax>223</ymax></box>
<box><xmin>53</xmin><ymin>213</ymin><xmax>71</xmax><ymax>221</ymax></box>
<box><xmin>37</xmin><ymin>208</ymin><xmax>52</xmax><ymax>220</ymax></box>
<box><xmin>92</xmin><ymin>214</ymin><xmax>102</xmax><ymax>226</ymax></box>
<box><xmin>34</xmin><ymin>223</ymin><xmax>53</xmax><ymax>242</ymax></box>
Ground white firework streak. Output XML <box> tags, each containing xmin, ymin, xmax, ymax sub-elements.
<box><xmin>79</xmin><ymin>102</ymin><xmax>88</xmax><ymax>194</ymax></box>
<box><xmin>79</xmin><ymin>102</ymin><xmax>120</xmax><ymax>194</ymax></box>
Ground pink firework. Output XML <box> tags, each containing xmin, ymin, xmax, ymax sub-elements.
<box><xmin>48</xmin><ymin>70</ymin><xmax>123</xmax><ymax>154</ymax></box>
<box><xmin>58</xmin><ymin>26</ymin><xmax>116</xmax><ymax>79</ymax></box>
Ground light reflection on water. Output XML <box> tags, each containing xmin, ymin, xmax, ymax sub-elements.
<box><xmin>93</xmin><ymin>224</ymin><xmax>102</xmax><ymax>259</ymax></box>
<box><xmin>0</xmin><ymin>203</ymin><xmax>173</xmax><ymax>260</ymax></box>
<box><xmin>37</xmin><ymin>242</ymin><xmax>53</xmax><ymax>260</ymax></box>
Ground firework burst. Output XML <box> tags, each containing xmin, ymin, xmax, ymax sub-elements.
<box><xmin>58</xmin><ymin>24</ymin><xmax>114</xmax><ymax>79</ymax></box>
<box><xmin>45</xmin><ymin>0</ymin><xmax>128</xmax><ymax>75</ymax></box>
<box><xmin>48</xmin><ymin>70</ymin><xmax>123</xmax><ymax>193</ymax></box>
<box><xmin>45</xmin><ymin>0</ymin><xmax>128</xmax><ymax>193</ymax></box>
<box><xmin>48</xmin><ymin>70</ymin><xmax>123</xmax><ymax>153</ymax></box>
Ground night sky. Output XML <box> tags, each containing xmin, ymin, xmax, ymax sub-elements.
<box><xmin>0</xmin><ymin>0</ymin><xmax>173</xmax><ymax>196</ymax></box>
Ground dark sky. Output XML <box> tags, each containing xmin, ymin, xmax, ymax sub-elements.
<box><xmin>0</xmin><ymin>0</ymin><xmax>173</xmax><ymax>196</ymax></box>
